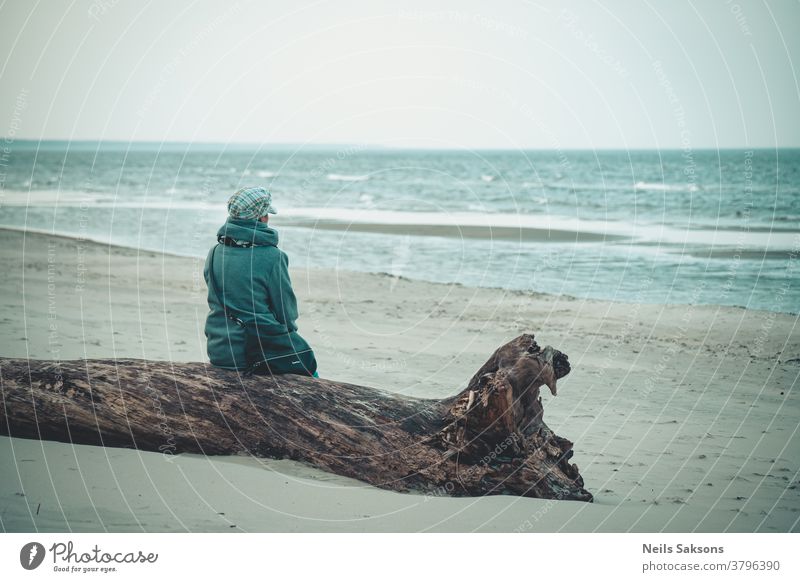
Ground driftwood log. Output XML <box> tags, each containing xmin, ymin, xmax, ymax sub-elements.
<box><xmin>0</xmin><ymin>333</ymin><xmax>592</xmax><ymax>501</ymax></box>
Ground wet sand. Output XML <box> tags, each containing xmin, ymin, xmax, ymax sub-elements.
<box><xmin>281</xmin><ymin>218</ymin><xmax>630</xmax><ymax>242</ymax></box>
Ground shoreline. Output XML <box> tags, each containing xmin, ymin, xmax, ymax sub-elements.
<box><xmin>0</xmin><ymin>226</ymin><xmax>793</xmax><ymax>316</ymax></box>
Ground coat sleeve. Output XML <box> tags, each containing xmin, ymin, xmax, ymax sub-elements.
<box><xmin>272</xmin><ymin>251</ymin><xmax>299</xmax><ymax>332</ymax></box>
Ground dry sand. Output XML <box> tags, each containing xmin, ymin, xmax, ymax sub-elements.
<box><xmin>0</xmin><ymin>227</ymin><xmax>798</xmax><ymax>532</ymax></box>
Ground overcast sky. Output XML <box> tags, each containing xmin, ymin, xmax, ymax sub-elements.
<box><xmin>1</xmin><ymin>0</ymin><xmax>798</xmax><ymax>149</ymax></box>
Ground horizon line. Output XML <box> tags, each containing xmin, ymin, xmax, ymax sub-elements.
<box><xmin>7</xmin><ymin>139</ymin><xmax>800</xmax><ymax>152</ymax></box>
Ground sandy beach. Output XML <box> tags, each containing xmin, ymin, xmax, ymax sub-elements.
<box><xmin>0</xmin><ymin>227</ymin><xmax>798</xmax><ymax>532</ymax></box>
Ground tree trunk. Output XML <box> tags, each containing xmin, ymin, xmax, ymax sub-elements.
<box><xmin>0</xmin><ymin>333</ymin><xmax>592</xmax><ymax>501</ymax></box>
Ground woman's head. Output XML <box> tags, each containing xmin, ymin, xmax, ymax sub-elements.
<box><xmin>227</xmin><ymin>187</ymin><xmax>277</xmax><ymax>220</ymax></box>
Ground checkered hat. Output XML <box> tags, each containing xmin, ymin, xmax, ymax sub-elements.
<box><xmin>227</xmin><ymin>187</ymin><xmax>277</xmax><ymax>219</ymax></box>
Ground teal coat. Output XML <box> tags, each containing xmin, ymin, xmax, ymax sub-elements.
<box><xmin>204</xmin><ymin>218</ymin><xmax>309</xmax><ymax>370</ymax></box>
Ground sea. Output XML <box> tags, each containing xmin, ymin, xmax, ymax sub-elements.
<box><xmin>1</xmin><ymin>141</ymin><xmax>798</xmax><ymax>313</ymax></box>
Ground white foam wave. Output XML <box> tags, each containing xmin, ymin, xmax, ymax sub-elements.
<box><xmin>774</xmin><ymin>215</ymin><xmax>800</xmax><ymax>222</ymax></box>
<box><xmin>0</xmin><ymin>190</ymin><xmax>223</xmax><ymax>211</ymax></box>
<box><xmin>1</xmin><ymin>190</ymin><xmax>112</xmax><ymax>206</ymax></box>
<box><xmin>326</xmin><ymin>174</ymin><xmax>369</xmax><ymax>182</ymax></box>
<box><xmin>634</xmin><ymin>181</ymin><xmax>701</xmax><ymax>192</ymax></box>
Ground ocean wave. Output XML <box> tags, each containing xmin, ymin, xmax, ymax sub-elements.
<box><xmin>542</xmin><ymin>181</ymin><xmax>608</xmax><ymax>192</ymax></box>
<box><xmin>0</xmin><ymin>190</ymin><xmax>113</xmax><ymax>206</ymax></box>
<box><xmin>227</xmin><ymin>168</ymin><xmax>276</xmax><ymax>178</ymax></box>
<box><xmin>326</xmin><ymin>173</ymin><xmax>369</xmax><ymax>182</ymax></box>
<box><xmin>634</xmin><ymin>181</ymin><xmax>701</xmax><ymax>192</ymax></box>
<box><xmin>538</xmin><ymin>181</ymin><xmax>705</xmax><ymax>194</ymax></box>
<box><xmin>0</xmin><ymin>190</ymin><xmax>223</xmax><ymax>211</ymax></box>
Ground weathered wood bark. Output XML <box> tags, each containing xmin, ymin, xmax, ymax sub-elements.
<box><xmin>0</xmin><ymin>334</ymin><xmax>592</xmax><ymax>501</ymax></box>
